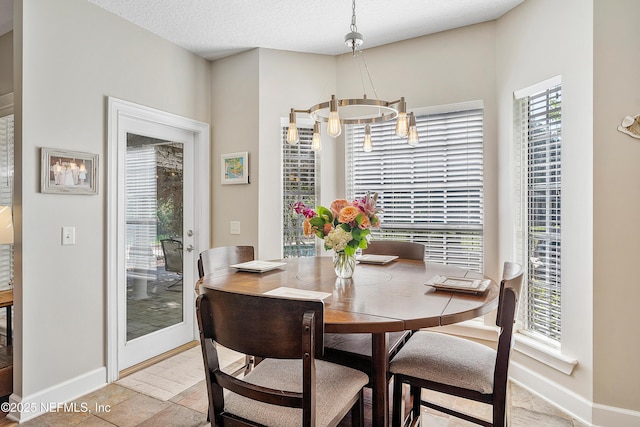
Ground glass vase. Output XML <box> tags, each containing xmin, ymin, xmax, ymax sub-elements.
<box><xmin>333</xmin><ymin>251</ymin><xmax>356</xmax><ymax>279</ymax></box>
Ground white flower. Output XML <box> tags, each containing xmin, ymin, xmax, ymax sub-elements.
<box><xmin>324</xmin><ymin>227</ymin><xmax>352</xmax><ymax>252</ymax></box>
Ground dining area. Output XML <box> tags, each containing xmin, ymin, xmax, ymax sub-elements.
<box><xmin>195</xmin><ymin>240</ymin><xmax>522</xmax><ymax>427</ymax></box>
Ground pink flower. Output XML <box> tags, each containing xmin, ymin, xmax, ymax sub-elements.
<box><xmin>353</xmin><ymin>192</ymin><xmax>382</xmax><ymax>217</ymax></box>
<box><xmin>292</xmin><ymin>201</ymin><xmax>316</xmax><ymax>219</ymax></box>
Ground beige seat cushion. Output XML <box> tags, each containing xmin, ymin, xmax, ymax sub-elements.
<box><xmin>389</xmin><ymin>331</ymin><xmax>496</xmax><ymax>394</ymax></box>
<box><xmin>224</xmin><ymin>358</ymin><xmax>369</xmax><ymax>427</ymax></box>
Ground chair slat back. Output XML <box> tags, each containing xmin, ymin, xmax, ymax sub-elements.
<box><xmin>495</xmin><ymin>261</ymin><xmax>524</xmax><ymax>328</ymax></box>
<box><xmin>198</xmin><ymin>287</ymin><xmax>324</xmax><ymax>359</ymax></box>
<box><xmin>492</xmin><ymin>262</ymin><xmax>524</xmax><ymax>408</ymax></box>
<box><xmin>161</xmin><ymin>239</ymin><xmax>183</xmax><ymax>274</ymax></box>
<box><xmin>198</xmin><ymin>246</ymin><xmax>255</xmax><ymax>278</ymax></box>
<box><xmin>363</xmin><ymin>240</ymin><xmax>425</xmax><ymax>261</ymax></box>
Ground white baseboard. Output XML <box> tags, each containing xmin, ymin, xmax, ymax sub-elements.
<box><xmin>6</xmin><ymin>367</ymin><xmax>107</xmax><ymax>423</ymax></box>
<box><xmin>592</xmin><ymin>402</ymin><xmax>640</xmax><ymax>427</ymax></box>
<box><xmin>510</xmin><ymin>362</ymin><xmax>640</xmax><ymax>427</ymax></box>
<box><xmin>510</xmin><ymin>362</ymin><xmax>592</xmax><ymax>424</ymax></box>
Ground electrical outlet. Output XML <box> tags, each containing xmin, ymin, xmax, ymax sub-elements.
<box><xmin>230</xmin><ymin>221</ymin><xmax>241</xmax><ymax>235</ymax></box>
<box><xmin>62</xmin><ymin>226</ymin><xmax>75</xmax><ymax>245</ymax></box>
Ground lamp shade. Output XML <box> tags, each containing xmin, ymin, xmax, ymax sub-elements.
<box><xmin>0</xmin><ymin>206</ymin><xmax>13</xmax><ymax>244</ymax></box>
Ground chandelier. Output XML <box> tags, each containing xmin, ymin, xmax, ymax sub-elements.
<box><xmin>286</xmin><ymin>0</ymin><xmax>419</xmax><ymax>152</ymax></box>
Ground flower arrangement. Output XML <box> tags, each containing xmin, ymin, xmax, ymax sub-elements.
<box><xmin>292</xmin><ymin>192</ymin><xmax>381</xmax><ymax>257</ymax></box>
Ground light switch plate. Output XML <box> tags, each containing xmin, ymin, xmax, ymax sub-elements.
<box><xmin>230</xmin><ymin>221</ymin><xmax>241</xmax><ymax>235</ymax></box>
<box><xmin>62</xmin><ymin>226</ymin><xmax>75</xmax><ymax>245</ymax></box>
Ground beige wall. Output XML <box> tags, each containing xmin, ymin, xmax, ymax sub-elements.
<box><xmin>497</xmin><ymin>0</ymin><xmax>595</xmax><ymax>419</ymax></box>
<box><xmin>0</xmin><ymin>31</ymin><xmax>11</xmax><ymax>96</ymax></box>
<box><xmin>16</xmin><ymin>0</ymin><xmax>210</xmax><ymax>405</ymax></box>
<box><xmin>210</xmin><ymin>49</ymin><xmax>260</xmax><ymax>252</ymax></box>
<box><xmin>593</xmin><ymin>0</ymin><xmax>640</xmax><ymax>414</ymax></box>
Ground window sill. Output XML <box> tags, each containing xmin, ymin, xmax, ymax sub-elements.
<box><xmin>513</xmin><ymin>333</ymin><xmax>577</xmax><ymax>375</ymax></box>
<box><xmin>430</xmin><ymin>319</ymin><xmax>578</xmax><ymax>375</ymax></box>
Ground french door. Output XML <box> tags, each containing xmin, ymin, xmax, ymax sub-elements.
<box><xmin>107</xmin><ymin>98</ymin><xmax>210</xmax><ymax>378</ymax></box>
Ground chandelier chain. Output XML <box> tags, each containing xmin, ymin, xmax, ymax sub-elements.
<box><xmin>350</xmin><ymin>0</ymin><xmax>358</xmax><ymax>33</ymax></box>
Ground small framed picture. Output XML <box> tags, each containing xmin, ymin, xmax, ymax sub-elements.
<box><xmin>221</xmin><ymin>151</ymin><xmax>249</xmax><ymax>185</ymax></box>
<box><xmin>41</xmin><ymin>148</ymin><xmax>99</xmax><ymax>195</ymax></box>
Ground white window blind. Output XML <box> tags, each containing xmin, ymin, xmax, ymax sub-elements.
<box><xmin>515</xmin><ymin>84</ymin><xmax>562</xmax><ymax>343</ymax></box>
<box><xmin>126</xmin><ymin>143</ymin><xmax>158</xmax><ymax>272</ymax></box>
<box><xmin>346</xmin><ymin>108</ymin><xmax>484</xmax><ymax>271</ymax></box>
<box><xmin>282</xmin><ymin>125</ymin><xmax>318</xmax><ymax>258</ymax></box>
<box><xmin>0</xmin><ymin>114</ymin><xmax>13</xmax><ymax>289</ymax></box>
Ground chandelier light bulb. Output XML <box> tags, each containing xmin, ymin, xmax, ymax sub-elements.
<box><xmin>407</xmin><ymin>112</ymin><xmax>419</xmax><ymax>146</ymax></box>
<box><xmin>327</xmin><ymin>112</ymin><xmax>342</xmax><ymax>138</ymax></box>
<box><xmin>363</xmin><ymin>124</ymin><xmax>373</xmax><ymax>152</ymax></box>
<box><xmin>327</xmin><ymin>95</ymin><xmax>342</xmax><ymax>138</ymax></box>
<box><xmin>312</xmin><ymin>122</ymin><xmax>322</xmax><ymax>152</ymax></box>
<box><xmin>286</xmin><ymin>109</ymin><xmax>299</xmax><ymax>145</ymax></box>
<box><xmin>395</xmin><ymin>97</ymin><xmax>408</xmax><ymax>137</ymax></box>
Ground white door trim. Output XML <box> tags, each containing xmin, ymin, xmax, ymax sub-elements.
<box><xmin>106</xmin><ymin>97</ymin><xmax>210</xmax><ymax>382</ymax></box>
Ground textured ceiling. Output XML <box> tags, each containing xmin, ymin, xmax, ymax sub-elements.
<box><xmin>0</xmin><ymin>1</ymin><xmax>524</xmax><ymax>60</ymax></box>
<box><xmin>86</xmin><ymin>0</ymin><xmax>524</xmax><ymax>60</ymax></box>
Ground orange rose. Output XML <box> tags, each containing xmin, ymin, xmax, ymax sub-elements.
<box><xmin>358</xmin><ymin>214</ymin><xmax>371</xmax><ymax>229</ymax></box>
<box><xmin>339</xmin><ymin>206</ymin><xmax>361</xmax><ymax>224</ymax></box>
<box><xmin>330</xmin><ymin>199</ymin><xmax>350</xmax><ymax>218</ymax></box>
<box><xmin>303</xmin><ymin>218</ymin><xmax>314</xmax><ymax>237</ymax></box>
<box><xmin>323</xmin><ymin>223</ymin><xmax>334</xmax><ymax>235</ymax></box>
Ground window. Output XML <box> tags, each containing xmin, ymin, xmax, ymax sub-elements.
<box><xmin>514</xmin><ymin>81</ymin><xmax>562</xmax><ymax>343</ymax></box>
<box><xmin>0</xmin><ymin>109</ymin><xmax>13</xmax><ymax>289</ymax></box>
<box><xmin>346</xmin><ymin>105</ymin><xmax>484</xmax><ymax>271</ymax></box>
<box><xmin>282</xmin><ymin>124</ymin><xmax>318</xmax><ymax>257</ymax></box>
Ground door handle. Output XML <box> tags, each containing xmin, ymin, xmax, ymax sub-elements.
<box><xmin>185</xmin><ymin>244</ymin><xmax>194</xmax><ymax>252</ymax></box>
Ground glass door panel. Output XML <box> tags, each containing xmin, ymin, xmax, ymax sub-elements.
<box><xmin>125</xmin><ymin>135</ymin><xmax>184</xmax><ymax>341</ymax></box>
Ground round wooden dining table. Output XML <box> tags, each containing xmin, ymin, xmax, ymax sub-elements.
<box><xmin>199</xmin><ymin>256</ymin><xmax>499</xmax><ymax>427</ymax></box>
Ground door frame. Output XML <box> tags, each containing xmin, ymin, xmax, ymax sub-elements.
<box><xmin>106</xmin><ymin>97</ymin><xmax>210</xmax><ymax>382</ymax></box>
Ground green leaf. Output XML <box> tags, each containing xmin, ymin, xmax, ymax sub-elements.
<box><xmin>316</xmin><ymin>206</ymin><xmax>333</xmax><ymax>222</ymax></box>
<box><xmin>309</xmin><ymin>216</ymin><xmax>325</xmax><ymax>229</ymax></box>
<box><xmin>343</xmin><ymin>246</ymin><xmax>356</xmax><ymax>256</ymax></box>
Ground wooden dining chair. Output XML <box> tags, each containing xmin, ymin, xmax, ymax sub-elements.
<box><xmin>363</xmin><ymin>240</ymin><xmax>425</xmax><ymax>261</ymax></box>
<box><xmin>197</xmin><ymin>245</ymin><xmax>255</xmax><ymax>280</ymax></box>
<box><xmin>196</xmin><ymin>288</ymin><xmax>369</xmax><ymax>427</ymax></box>
<box><xmin>390</xmin><ymin>262</ymin><xmax>524</xmax><ymax>427</ymax></box>
<box><xmin>196</xmin><ymin>245</ymin><xmax>256</xmax><ymax>376</ymax></box>
<box><xmin>320</xmin><ymin>240</ymin><xmax>426</xmax><ymax>385</ymax></box>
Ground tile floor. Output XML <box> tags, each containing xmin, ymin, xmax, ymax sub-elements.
<box><xmin>1</xmin><ymin>345</ymin><xmax>587</xmax><ymax>426</ymax></box>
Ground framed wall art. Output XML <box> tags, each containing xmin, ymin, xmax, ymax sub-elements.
<box><xmin>41</xmin><ymin>148</ymin><xmax>99</xmax><ymax>195</ymax></box>
<box><xmin>221</xmin><ymin>151</ymin><xmax>249</xmax><ymax>185</ymax></box>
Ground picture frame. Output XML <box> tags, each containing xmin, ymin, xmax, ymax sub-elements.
<box><xmin>221</xmin><ymin>151</ymin><xmax>249</xmax><ymax>185</ymax></box>
<box><xmin>41</xmin><ymin>148</ymin><xmax>99</xmax><ymax>195</ymax></box>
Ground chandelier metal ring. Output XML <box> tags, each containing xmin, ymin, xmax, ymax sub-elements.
<box><xmin>309</xmin><ymin>98</ymin><xmax>399</xmax><ymax>125</ymax></box>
